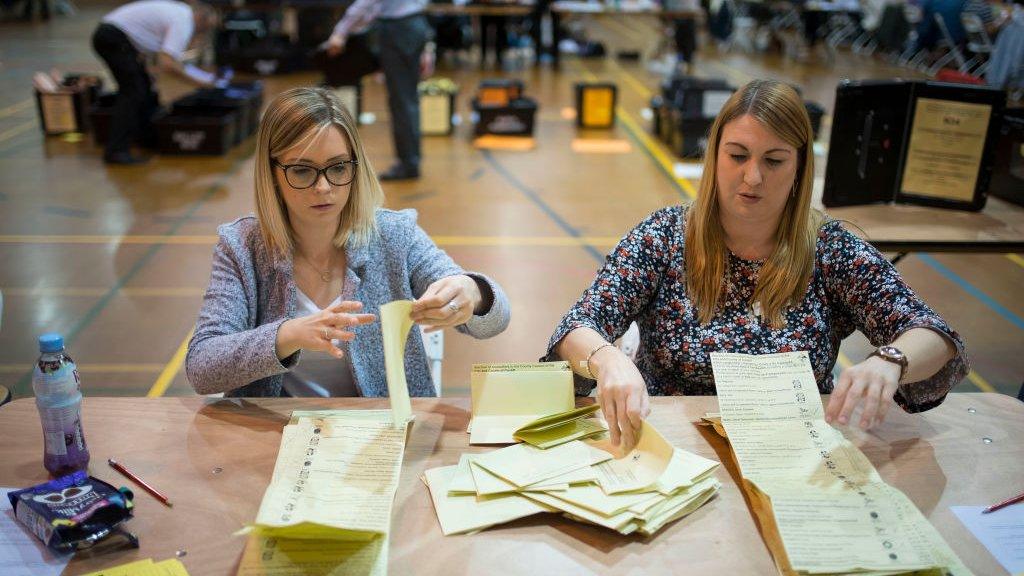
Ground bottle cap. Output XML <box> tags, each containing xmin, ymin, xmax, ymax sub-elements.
<box><xmin>38</xmin><ymin>333</ymin><xmax>64</xmax><ymax>353</ymax></box>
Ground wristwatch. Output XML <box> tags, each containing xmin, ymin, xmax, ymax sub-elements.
<box><xmin>868</xmin><ymin>345</ymin><xmax>908</xmax><ymax>383</ymax></box>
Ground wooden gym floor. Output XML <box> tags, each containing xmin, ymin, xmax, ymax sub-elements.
<box><xmin>0</xmin><ymin>6</ymin><xmax>1021</xmax><ymax>401</ymax></box>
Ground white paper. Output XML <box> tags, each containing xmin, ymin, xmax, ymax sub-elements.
<box><xmin>1</xmin><ymin>487</ymin><xmax>73</xmax><ymax>576</ymax></box>
<box><xmin>952</xmin><ymin>505</ymin><xmax>1024</xmax><ymax>575</ymax></box>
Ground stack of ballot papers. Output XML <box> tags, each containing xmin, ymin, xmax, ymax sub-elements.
<box><xmin>424</xmin><ymin>420</ymin><xmax>721</xmax><ymax>537</ymax></box>
<box><xmin>236</xmin><ymin>410</ymin><xmax>408</xmax><ymax>576</ymax></box>
<box><xmin>710</xmin><ymin>351</ymin><xmax>971</xmax><ymax>576</ymax></box>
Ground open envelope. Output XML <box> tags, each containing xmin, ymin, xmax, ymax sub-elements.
<box><xmin>468</xmin><ymin>362</ymin><xmax>575</xmax><ymax>444</ymax></box>
<box><xmin>512</xmin><ymin>404</ymin><xmax>606</xmax><ymax>448</ymax></box>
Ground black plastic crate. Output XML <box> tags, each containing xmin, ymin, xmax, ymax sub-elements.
<box><xmin>575</xmin><ymin>82</ymin><xmax>617</xmax><ymax>129</ymax></box>
<box><xmin>476</xmin><ymin>79</ymin><xmax>524</xmax><ymax>108</ymax></box>
<box><xmin>661</xmin><ymin>76</ymin><xmax>734</xmax><ymax>119</ymax></box>
<box><xmin>472</xmin><ymin>97</ymin><xmax>537</xmax><ymax>137</ymax></box>
<box><xmin>670</xmin><ymin>113</ymin><xmax>714</xmax><ymax>159</ymax></box>
<box><xmin>35</xmin><ymin>74</ymin><xmax>103</xmax><ymax>135</ymax></box>
<box><xmin>804</xmin><ymin>101</ymin><xmax>825</xmax><ymax>140</ymax></box>
<box><xmin>155</xmin><ymin>109</ymin><xmax>238</xmax><ymax>155</ymax></box>
<box><xmin>88</xmin><ymin>92</ymin><xmax>161</xmax><ymax>148</ymax></box>
<box><xmin>218</xmin><ymin>35</ymin><xmax>307</xmax><ymax>76</ymax></box>
<box><xmin>172</xmin><ymin>82</ymin><xmax>263</xmax><ymax>144</ymax></box>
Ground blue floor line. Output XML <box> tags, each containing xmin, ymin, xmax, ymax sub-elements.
<box><xmin>916</xmin><ymin>253</ymin><xmax>1024</xmax><ymax>331</ymax></box>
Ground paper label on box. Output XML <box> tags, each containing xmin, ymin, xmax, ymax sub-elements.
<box><xmin>702</xmin><ymin>91</ymin><xmax>733</xmax><ymax>118</ymax></box>
<box><xmin>39</xmin><ymin>93</ymin><xmax>77</xmax><ymax>134</ymax></box>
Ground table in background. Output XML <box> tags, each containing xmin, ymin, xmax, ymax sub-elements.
<box><xmin>0</xmin><ymin>394</ymin><xmax>1021</xmax><ymax>575</ymax></box>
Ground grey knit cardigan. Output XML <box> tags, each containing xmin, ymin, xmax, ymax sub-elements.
<box><xmin>186</xmin><ymin>209</ymin><xmax>511</xmax><ymax>397</ymax></box>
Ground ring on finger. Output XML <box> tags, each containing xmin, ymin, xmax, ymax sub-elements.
<box><xmin>446</xmin><ymin>300</ymin><xmax>460</xmax><ymax>314</ymax></box>
<box><xmin>322</xmin><ymin>328</ymin><xmax>330</xmax><ymax>341</ymax></box>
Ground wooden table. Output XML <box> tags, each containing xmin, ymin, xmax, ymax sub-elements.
<box><xmin>1</xmin><ymin>394</ymin><xmax>1021</xmax><ymax>575</ymax></box>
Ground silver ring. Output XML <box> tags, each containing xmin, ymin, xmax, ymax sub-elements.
<box><xmin>322</xmin><ymin>328</ymin><xmax>330</xmax><ymax>341</ymax></box>
<box><xmin>447</xmin><ymin>301</ymin><xmax>460</xmax><ymax>313</ymax></box>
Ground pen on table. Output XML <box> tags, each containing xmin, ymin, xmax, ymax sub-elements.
<box><xmin>982</xmin><ymin>490</ymin><xmax>1024</xmax><ymax>514</ymax></box>
<box><xmin>107</xmin><ymin>458</ymin><xmax>173</xmax><ymax>507</ymax></box>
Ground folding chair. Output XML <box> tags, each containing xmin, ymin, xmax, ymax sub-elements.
<box><xmin>927</xmin><ymin>11</ymin><xmax>967</xmax><ymax>75</ymax></box>
<box><xmin>960</xmin><ymin>12</ymin><xmax>994</xmax><ymax>75</ymax></box>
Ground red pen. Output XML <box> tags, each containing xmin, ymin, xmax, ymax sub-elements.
<box><xmin>982</xmin><ymin>490</ymin><xmax>1024</xmax><ymax>514</ymax></box>
<box><xmin>108</xmin><ymin>458</ymin><xmax>173</xmax><ymax>507</ymax></box>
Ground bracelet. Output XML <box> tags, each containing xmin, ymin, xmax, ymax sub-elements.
<box><xmin>580</xmin><ymin>342</ymin><xmax>615</xmax><ymax>380</ymax></box>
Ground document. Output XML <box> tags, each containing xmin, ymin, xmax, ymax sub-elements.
<box><xmin>469</xmin><ymin>362</ymin><xmax>575</xmax><ymax>444</ymax></box>
<box><xmin>471</xmin><ymin>439</ymin><xmax>612</xmax><ymax>487</ymax></box>
<box><xmin>952</xmin><ymin>504</ymin><xmax>1024</xmax><ymax>575</ymax></box>
<box><xmin>81</xmin><ymin>558</ymin><xmax>190</xmax><ymax>576</ymax></box>
<box><xmin>469</xmin><ymin>461</ymin><xmax>569</xmax><ymax>496</ymax></box>
<box><xmin>380</xmin><ymin>300</ymin><xmax>414</xmax><ymax>424</ymax></box>
<box><xmin>249</xmin><ymin>416</ymin><xmax>407</xmax><ymax>539</ymax></box>
<box><xmin>711</xmin><ymin>351</ymin><xmax>971</xmax><ymax>576</ymax></box>
<box><xmin>423</xmin><ymin>466</ymin><xmax>554</xmax><ymax>535</ymax></box>
<box><xmin>236</xmin><ymin>534</ymin><xmax>387</xmax><ymax>576</ymax></box>
<box><xmin>587</xmin><ymin>421</ymin><xmax>674</xmax><ymax>494</ymax></box>
<box><xmin>513</xmin><ymin>404</ymin><xmax>606</xmax><ymax>449</ymax></box>
<box><xmin>0</xmin><ymin>487</ymin><xmax>71</xmax><ymax>576</ymax></box>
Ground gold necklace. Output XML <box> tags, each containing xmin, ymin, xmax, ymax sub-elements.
<box><xmin>297</xmin><ymin>251</ymin><xmax>332</xmax><ymax>283</ymax></box>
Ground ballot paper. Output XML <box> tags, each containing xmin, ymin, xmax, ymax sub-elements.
<box><xmin>81</xmin><ymin>558</ymin><xmax>190</xmax><ymax>576</ymax></box>
<box><xmin>248</xmin><ymin>416</ymin><xmax>407</xmax><ymax>539</ymax></box>
<box><xmin>468</xmin><ymin>362</ymin><xmax>575</xmax><ymax>444</ymax></box>
<box><xmin>512</xmin><ymin>404</ymin><xmax>606</xmax><ymax>449</ymax></box>
<box><xmin>425</xmin><ymin>426</ymin><xmax>722</xmax><ymax>538</ymax></box>
<box><xmin>952</xmin><ymin>505</ymin><xmax>1024</xmax><ymax>575</ymax></box>
<box><xmin>710</xmin><ymin>351</ymin><xmax>971</xmax><ymax>576</ymax></box>
<box><xmin>236</xmin><ymin>534</ymin><xmax>387</xmax><ymax>576</ymax></box>
<box><xmin>380</xmin><ymin>300</ymin><xmax>414</xmax><ymax>425</ymax></box>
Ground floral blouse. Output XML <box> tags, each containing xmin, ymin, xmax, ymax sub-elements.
<box><xmin>545</xmin><ymin>206</ymin><xmax>968</xmax><ymax>413</ymax></box>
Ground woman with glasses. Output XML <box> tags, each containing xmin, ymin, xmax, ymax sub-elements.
<box><xmin>545</xmin><ymin>80</ymin><xmax>967</xmax><ymax>451</ymax></box>
<box><xmin>186</xmin><ymin>87</ymin><xmax>510</xmax><ymax>397</ymax></box>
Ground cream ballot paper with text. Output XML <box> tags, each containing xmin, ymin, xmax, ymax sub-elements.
<box><xmin>468</xmin><ymin>362</ymin><xmax>575</xmax><ymax>444</ymax></box>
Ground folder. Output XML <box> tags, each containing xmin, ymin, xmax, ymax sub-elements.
<box><xmin>512</xmin><ymin>404</ymin><xmax>605</xmax><ymax>449</ymax></box>
<box><xmin>468</xmin><ymin>362</ymin><xmax>575</xmax><ymax>445</ymax></box>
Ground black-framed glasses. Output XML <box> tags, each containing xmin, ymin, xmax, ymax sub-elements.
<box><xmin>274</xmin><ymin>159</ymin><xmax>358</xmax><ymax>189</ymax></box>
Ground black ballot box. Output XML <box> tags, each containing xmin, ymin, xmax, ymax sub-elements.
<box><xmin>661</xmin><ymin>76</ymin><xmax>734</xmax><ymax>120</ymax></box>
<box><xmin>670</xmin><ymin>112</ymin><xmax>714</xmax><ymax>159</ymax></box>
<box><xmin>990</xmin><ymin>107</ymin><xmax>1024</xmax><ymax>207</ymax></box>
<box><xmin>171</xmin><ymin>82</ymin><xmax>264</xmax><ymax>145</ymax></box>
<box><xmin>88</xmin><ymin>92</ymin><xmax>162</xmax><ymax>148</ymax></box>
<box><xmin>804</xmin><ymin>101</ymin><xmax>825</xmax><ymax>141</ymax></box>
<box><xmin>575</xmin><ymin>83</ymin><xmax>617</xmax><ymax>129</ymax></box>
<box><xmin>823</xmin><ymin>79</ymin><xmax>1005</xmax><ymax>211</ymax></box>
<box><xmin>476</xmin><ymin>79</ymin><xmax>524</xmax><ymax>108</ymax></box>
<box><xmin>472</xmin><ymin>98</ymin><xmax>538</xmax><ymax>137</ymax></box>
<box><xmin>155</xmin><ymin>108</ymin><xmax>238</xmax><ymax>155</ymax></box>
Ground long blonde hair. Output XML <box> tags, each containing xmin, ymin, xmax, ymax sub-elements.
<box><xmin>254</xmin><ymin>87</ymin><xmax>382</xmax><ymax>257</ymax></box>
<box><xmin>685</xmin><ymin>79</ymin><xmax>824</xmax><ymax>328</ymax></box>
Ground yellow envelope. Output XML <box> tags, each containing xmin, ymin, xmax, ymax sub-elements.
<box><xmin>587</xmin><ymin>421</ymin><xmax>674</xmax><ymax>494</ymax></box>
<box><xmin>512</xmin><ymin>404</ymin><xmax>606</xmax><ymax>448</ymax></box>
<box><xmin>469</xmin><ymin>362</ymin><xmax>574</xmax><ymax>444</ymax></box>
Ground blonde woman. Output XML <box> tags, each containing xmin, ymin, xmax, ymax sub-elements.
<box><xmin>187</xmin><ymin>87</ymin><xmax>510</xmax><ymax>397</ymax></box>
<box><xmin>547</xmin><ymin>80</ymin><xmax>967</xmax><ymax>449</ymax></box>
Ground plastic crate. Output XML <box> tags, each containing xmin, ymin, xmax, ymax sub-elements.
<box><xmin>155</xmin><ymin>109</ymin><xmax>238</xmax><ymax>155</ymax></box>
<box><xmin>472</xmin><ymin>97</ymin><xmax>537</xmax><ymax>137</ymax></box>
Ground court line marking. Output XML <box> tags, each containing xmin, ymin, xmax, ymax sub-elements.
<box><xmin>0</xmin><ymin>235</ymin><xmax>625</xmax><ymax>246</ymax></box>
<box><xmin>1007</xmin><ymin>254</ymin><xmax>1024</xmax><ymax>269</ymax></box>
<box><xmin>966</xmin><ymin>370</ymin><xmax>996</xmax><ymax>393</ymax></box>
<box><xmin>10</xmin><ymin>142</ymin><xmax>256</xmax><ymax>397</ymax></box>
<box><xmin>0</xmin><ymin>364</ymin><xmax>164</xmax><ymax>373</ymax></box>
<box><xmin>0</xmin><ymin>120</ymin><xmax>37</xmax><ymax>145</ymax></box>
<box><xmin>148</xmin><ymin>328</ymin><xmax>194</xmax><ymax>397</ymax></box>
<box><xmin>0</xmin><ymin>99</ymin><xmax>33</xmax><ymax>119</ymax></box>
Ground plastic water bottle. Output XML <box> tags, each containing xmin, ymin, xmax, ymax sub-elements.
<box><xmin>32</xmin><ymin>334</ymin><xmax>90</xmax><ymax>476</ymax></box>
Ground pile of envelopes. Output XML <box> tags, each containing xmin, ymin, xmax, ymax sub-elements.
<box><xmin>424</xmin><ymin>408</ymin><xmax>722</xmax><ymax>537</ymax></box>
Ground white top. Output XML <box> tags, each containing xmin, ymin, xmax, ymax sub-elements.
<box><xmin>282</xmin><ymin>289</ymin><xmax>360</xmax><ymax>398</ymax></box>
<box><xmin>102</xmin><ymin>0</ymin><xmax>194</xmax><ymax>60</ymax></box>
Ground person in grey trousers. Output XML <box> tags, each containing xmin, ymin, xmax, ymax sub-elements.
<box><xmin>326</xmin><ymin>0</ymin><xmax>435</xmax><ymax>180</ymax></box>
<box><xmin>186</xmin><ymin>87</ymin><xmax>510</xmax><ymax>398</ymax></box>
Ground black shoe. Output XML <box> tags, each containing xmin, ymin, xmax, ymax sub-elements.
<box><xmin>378</xmin><ymin>164</ymin><xmax>420</xmax><ymax>181</ymax></box>
<box><xmin>104</xmin><ymin>152</ymin><xmax>150</xmax><ymax>165</ymax></box>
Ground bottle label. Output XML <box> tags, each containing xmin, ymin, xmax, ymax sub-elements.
<box><xmin>35</xmin><ymin>362</ymin><xmax>78</xmax><ymax>397</ymax></box>
<box><xmin>40</xmin><ymin>405</ymin><xmax>84</xmax><ymax>456</ymax></box>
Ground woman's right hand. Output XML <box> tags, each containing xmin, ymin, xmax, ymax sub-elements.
<box><xmin>590</xmin><ymin>346</ymin><xmax>651</xmax><ymax>452</ymax></box>
<box><xmin>275</xmin><ymin>301</ymin><xmax>376</xmax><ymax>360</ymax></box>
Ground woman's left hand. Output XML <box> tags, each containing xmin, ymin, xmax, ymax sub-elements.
<box><xmin>825</xmin><ymin>357</ymin><xmax>902</xmax><ymax>430</ymax></box>
<box><xmin>410</xmin><ymin>275</ymin><xmax>482</xmax><ymax>332</ymax></box>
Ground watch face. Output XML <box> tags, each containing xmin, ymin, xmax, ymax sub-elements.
<box><xmin>879</xmin><ymin>346</ymin><xmax>904</xmax><ymax>361</ymax></box>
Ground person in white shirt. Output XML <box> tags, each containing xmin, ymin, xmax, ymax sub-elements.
<box><xmin>91</xmin><ymin>0</ymin><xmax>222</xmax><ymax>164</ymax></box>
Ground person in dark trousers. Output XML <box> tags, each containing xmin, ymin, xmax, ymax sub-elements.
<box><xmin>91</xmin><ymin>0</ymin><xmax>222</xmax><ymax>165</ymax></box>
<box><xmin>326</xmin><ymin>0</ymin><xmax>435</xmax><ymax>181</ymax></box>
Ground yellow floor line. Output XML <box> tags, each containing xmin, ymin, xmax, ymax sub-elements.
<box><xmin>0</xmin><ymin>98</ymin><xmax>33</xmax><ymax>119</ymax></box>
<box><xmin>1006</xmin><ymin>254</ymin><xmax>1024</xmax><ymax>269</ymax></box>
<box><xmin>966</xmin><ymin>370</ymin><xmax>996</xmax><ymax>393</ymax></box>
<box><xmin>0</xmin><ymin>120</ymin><xmax>37</xmax><ymax>144</ymax></box>
<box><xmin>2</xmin><ymin>287</ymin><xmax>205</xmax><ymax>297</ymax></box>
<box><xmin>0</xmin><ymin>234</ymin><xmax>624</xmax><ymax>247</ymax></box>
<box><xmin>148</xmin><ymin>328</ymin><xmax>194</xmax><ymax>398</ymax></box>
<box><xmin>0</xmin><ymin>363</ymin><xmax>165</xmax><ymax>373</ymax></box>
